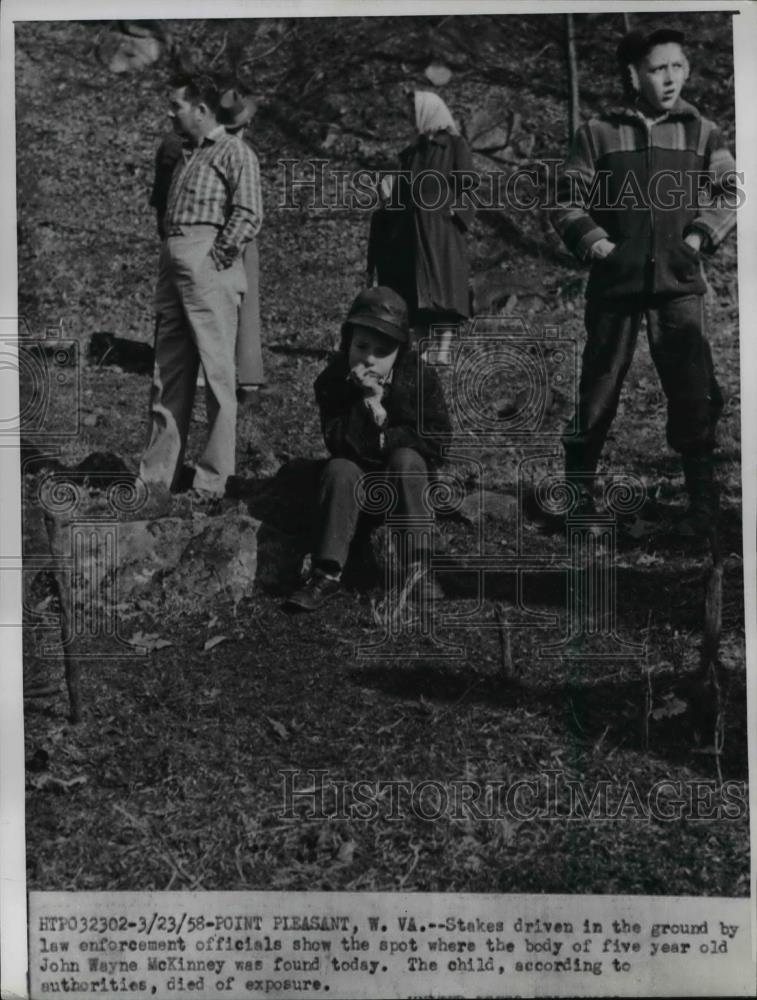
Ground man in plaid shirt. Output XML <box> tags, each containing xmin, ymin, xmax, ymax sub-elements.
<box><xmin>140</xmin><ymin>73</ymin><xmax>263</xmax><ymax>498</ymax></box>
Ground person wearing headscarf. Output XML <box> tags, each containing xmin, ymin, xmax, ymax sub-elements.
<box><xmin>366</xmin><ymin>90</ymin><xmax>475</xmax><ymax>362</ymax></box>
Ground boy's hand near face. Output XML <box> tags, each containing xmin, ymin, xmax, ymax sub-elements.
<box><xmin>347</xmin><ymin>324</ymin><xmax>400</xmax><ymax>432</ymax></box>
<box><xmin>350</xmin><ymin>363</ymin><xmax>385</xmax><ymax>398</ymax></box>
<box><xmin>349</xmin><ymin>366</ymin><xmax>388</xmax><ymax>427</ymax></box>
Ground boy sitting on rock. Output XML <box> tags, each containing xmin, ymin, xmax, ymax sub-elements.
<box><xmin>286</xmin><ymin>287</ymin><xmax>451</xmax><ymax>611</ymax></box>
<box><xmin>552</xmin><ymin>27</ymin><xmax>737</xmax><ymax>536</ymax></box>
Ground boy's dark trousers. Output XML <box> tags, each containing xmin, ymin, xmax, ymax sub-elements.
<box><xmin>314</xmin><ymin>448</ymin><xmax>430</xmax><ymax>571</ymax></box>
<box><xmin>563</xmin><ymin>293</ymin><xmax>723</xmax><ymax>507</ymax></box>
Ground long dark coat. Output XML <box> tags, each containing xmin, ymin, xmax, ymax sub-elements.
<box><xmin>368</xmin><ymin>131</ymin><xmax>475</xmax><ymax>321</ymax></box>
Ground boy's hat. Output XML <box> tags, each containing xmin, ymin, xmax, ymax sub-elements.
<box><xmin>218</xmin><ymin>88</ymin><xmax>257</xmax><ymax>128</ymax></box>
<box><xmin>617</xmin><ymin>28</ymin><xmax>685</xmax><ymax>66</ymax></box>
<box><xmin>342</xmin><ymin>287</ymin><xmax>409</xmax><ymax>344</ymax></box>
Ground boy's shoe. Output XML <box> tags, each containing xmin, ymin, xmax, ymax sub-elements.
<box><xmin>286</xmin><ymin>571</ymin><xmax>342</xmax><ymax>612</ymax></box>
<box><xmin>184</xmin><ymin>487</ymin><xmax>225</xmax><ymax>514</ymax></box>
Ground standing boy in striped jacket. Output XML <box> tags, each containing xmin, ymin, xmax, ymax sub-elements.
<box><xmin>552</xmin><ymin>28</ymin><xmax>737</xmax><ymax>535</ymax></box>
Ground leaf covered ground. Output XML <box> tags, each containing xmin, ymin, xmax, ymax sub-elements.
<box><xmin>17</xmin><ymin>12</ymin><xmax>748</xmax><ymax>897</ymax></box>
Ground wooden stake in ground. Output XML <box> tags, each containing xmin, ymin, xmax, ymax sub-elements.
<box><xmin>701</xmin><ymin>528</ymin><xmax>725</xmax><ymax>784</ymax></box>
<box><xmin>495</xmin><ymin>602</ymin><xmax>516</xmax><ymax>679</ymax></box>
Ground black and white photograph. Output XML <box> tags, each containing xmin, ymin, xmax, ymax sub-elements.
<box><xmin>1</xmin><ymin>0</ymin><xmax>755</xmax><ymax>997</ymax></box>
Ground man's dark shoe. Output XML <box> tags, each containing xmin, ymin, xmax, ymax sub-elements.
<box><xmin>237</xmin><ymin>385</ymin><xmax>275</xmax><ymax>413</ymax></box>
<box><xmin>286</xmin><ymin>571</ymin><xmax>342</xmax><ymax>612</ymax></box>
<box><xmin>237</xmin><ymin>386</ymin><xmax>264</xmax><ymax>413</ymax></box>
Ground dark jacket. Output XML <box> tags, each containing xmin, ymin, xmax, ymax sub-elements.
<box><xmin>150</xmin><ymin>132</ymin><xmax>185</xmax><ymax>238</ymax></box>
<box><xmin>366</xmin><ymin>205</ymin><xmax>415</xmax><ymax>308</ymax></box>
<box><xmin>314</xmin><ymin>350</ymin><xmax>451</xmax><ymax>469</ymax></box>
<box><xmin>552</xmin><ymin>99</ymin><xmax>737</xmax><ymax>299</ymax></box>
<box><xmin>368</xmin><ymin>131</ymin><xmax>475</xmax><ymax>320</ymax></box>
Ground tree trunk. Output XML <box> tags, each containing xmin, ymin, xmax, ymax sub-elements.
<box><xmin>565</xmin><ymin>14</ymin><xmax>580</xmax><ymax>140</ymax></box>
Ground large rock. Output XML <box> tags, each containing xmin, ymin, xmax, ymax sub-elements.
<box><xmin>22</xmin><ymin>455</ymin><xmax>321</xmax><ymax>632</ymax></box>
<box><xmin>168</xmin><ymin>515</ymin><xmax>265</xmax><ymax>601</ymax></box>
<box><xmin>43</xmin><ymin>510</ymin><xmax>305</xmax><ymax>612</ymax></box>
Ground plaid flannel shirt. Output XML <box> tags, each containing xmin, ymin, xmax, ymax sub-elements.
<box><xmin>164</xmin><ymin>125</ymin><xmax>263</xmax><ymax>269</ymax></box>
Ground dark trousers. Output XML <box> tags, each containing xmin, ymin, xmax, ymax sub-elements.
<box><xmin>314</xmin><ymin>448</ymin><xmax>430</xmax><ymax>571</ymax></box>
<box><xmin>563</xmin><ymin>294</ymin><xmax>723</xmax><ymax>477</ymax></box>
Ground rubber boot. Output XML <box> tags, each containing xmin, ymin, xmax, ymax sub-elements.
<box><xmin>678</xmin><ymin>453</ymin><xmax>719</xmax><ymax>538</ymax></box>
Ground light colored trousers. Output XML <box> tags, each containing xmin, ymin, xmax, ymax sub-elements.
<box><xmin>140</xmin><ymin>228</ymin><xmax>246</xmax><ymax>494</ymax></box>
<box><xmin>237</xmin><ymin>239</ymin><xmax>265</xmax><ymax>385</ymax></box>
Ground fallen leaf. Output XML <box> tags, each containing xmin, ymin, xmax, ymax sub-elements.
<box><xmin>651</xmin><ymin>695</ymin><xmax>688</xmax><ymax>720</ymax></box>
<box><xmin>127</xmin><ymin>631</ymin><xmax>173</xmax><ymax>651</ymax></box>
<box><xmin>337</xmin><ymin>839</ymin><xmax>356</xmax><ymax>864</ymax></box>
<box><xmin>376</xmin><ymin>717</ymin><xmax>405</xmax><ymax>735</ymax></box>
<box><xmin>203</xmin><ymin>635</ymin><xmax>228</xmax><ymax>652</ymax></box>
<box><xmin>266</xmin><ymin>716</ymin><xmax>289</xmax><ymax>741</ymax></box>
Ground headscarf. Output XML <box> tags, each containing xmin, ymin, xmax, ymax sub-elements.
<box><xmin>414</xmin><ymin>90</ymin><xmax>459</xmax><ymax>137</ymax></box>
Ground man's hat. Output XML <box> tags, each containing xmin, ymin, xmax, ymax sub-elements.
<box><xmin>342</xmin><ymin>287</ymin><xmax>409</xmax><ymax>344</ymax></box>
<box><xmin>617</xmin><ymin>28</ymin><xmax>685</xmax><ymax>66</ymax></box>
<box><xmin>218</xmin><ymin>88</ymin><xmax>257</xmax><ymax>128</ymax></box>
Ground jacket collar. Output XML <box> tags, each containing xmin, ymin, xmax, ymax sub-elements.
<box><xmin>189</xmin><ymin>123</ymin><xmax>227</xmax><ymax>148</ymax></box>
<box><xmin>606</xmin><ymin>97</ymin><xmax>700</xmax><ymax>123</ymax></box>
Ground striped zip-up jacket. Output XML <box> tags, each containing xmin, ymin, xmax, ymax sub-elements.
<box><xmin>552</xmin><ymin>99</ymin><xmax>737</xmax><ymax>299</ymax></box>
